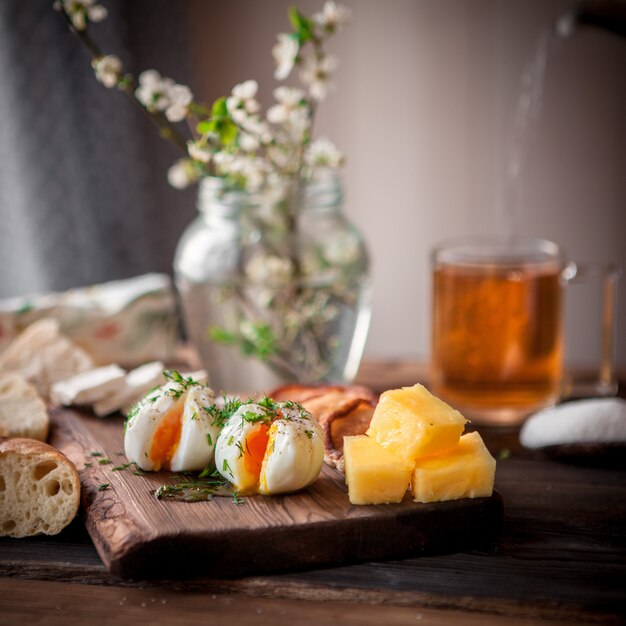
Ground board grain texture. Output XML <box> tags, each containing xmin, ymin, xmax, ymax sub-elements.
<box><xmin>49</xmin><ymin>408</ymin><xmax>503</xmax><ymax>579</ymax></box>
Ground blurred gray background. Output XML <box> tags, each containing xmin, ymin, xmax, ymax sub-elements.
<box><xmin>0</xmin><ymin>0</ymin><xmax>624</xmax><ymax>368</ymax></box>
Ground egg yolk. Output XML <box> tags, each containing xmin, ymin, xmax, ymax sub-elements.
<box><xmin>244</xmin><ymin>424</ymin><xmax>270</xmax><ymax>477</ymax></box>
<box><xmin>150</xmin><ymin>405</ymin><xmax>183</xmax><ymax>470</ymax></box>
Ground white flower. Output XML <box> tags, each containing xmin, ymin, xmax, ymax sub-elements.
<box><xmin>238</xmin><ymin>132</ymin><xmax>260</xmax><ymax>152</ymax></box>
<box><xmin>187</xmin><ymin>141</ymin><xmax>212</xmax><ymax>164</ymax></box>
<box><xmin>299</xmin><ymin>54</ymin><xmax>338</xmax><ymax>101</ymax></box>
<box><xmin>313</xmin><ymin>1</ymin><xmax>352</xmax><ymax>32</ymax></box>
<box><xmin>305</xmin><ymin>137</ymin><xmax>344</xmax><ymax>168</ymax></box>
<box><xmin>165</xmin><ymin>84</ymin><xmax>193</xmax><ymax>122</ymax></box>
<box><xmin>56</xmin><ymin>0</ymin><xmax>108</xmax><ymax>31</ymax></box>
<box><xmin>92</xmin><ymin>55</ymin><xmax>121</xmax><ymax>89</ymax></box>
<box><xmin>213</xmin><ymin>153</ymin><xmax>268</xmax><ymax>192</ymax></box>
<box><xmin>231</xmin><ymin>79</ymin><xmax>258</xmax><ymax>102</ymax></box>
<box><xmin>135</xmin><ymin>70</ymin><xmax>192</xmax><ymax>121</ymax></box>
<box><xmin>167</xmin><ymin>159</ymin><xmax>198</xmax><ymax>189</ymax></box>
<box><xmin>87</xmin><ymin>4</ymin><xmax>108</xmax><ymax>22</ymax></box>
<box><xmin>267</xmin><ymin>86</ymin><xmax>306</xmax><ymax>124</ymax></box>
<box><xmin>239</xmin><ymin>115</ymin><xmax>272</xmax><ymax>143</ymax></box>
<box><xmin>135</xmin><ymin>70</ymin><xmax>172</xmax><ymax>112</ymax></box>
<box><xmin>226</xmin><ymin>80</ymin><xmax>267</xmax><ymax>139</ymax></box>
<box><xmin>229</xmin><ymin>108</ymin><xmax>248</xmax><ymax>125</ymax></box>
<box><xmin>227</xmin><ymin>80</ymin><xmax>259</xmax><ymax>113</ymax></box>
<box><xmin>272</xmin><ymin>34</ymin><xmax>299</xmax><ymax>80</ymax></box>
<box><xmin>211</xmin><ymin>151</ymin><xmax>233</xmax><ymax>172</ymax></box>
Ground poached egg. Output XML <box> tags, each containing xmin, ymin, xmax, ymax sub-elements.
<box><xmin>124</xmin><ymin>375</ymin><xmax>220</xmax><ymax>472</ymax></box>
<box><xmin>214</xmin><ymin>401</ymin><xmax>324</xmax><ymax>495</ymax></box>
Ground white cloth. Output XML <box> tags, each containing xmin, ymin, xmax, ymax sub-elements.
<box><xmin>520</xmin><ymin>398</ymin><xmax>626</xmax><ymax>448</ymax></box>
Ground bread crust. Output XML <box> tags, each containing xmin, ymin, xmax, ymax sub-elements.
<box><xmin>0</xmin><ymin>437</ymin><xmax>80</xmax><ymax>537</ymax></box>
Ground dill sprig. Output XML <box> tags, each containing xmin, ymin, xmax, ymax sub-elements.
<box><xmin>154</xmin><ymin>475</ymin><xmax>240</xmax><ymax>503</ymax></box>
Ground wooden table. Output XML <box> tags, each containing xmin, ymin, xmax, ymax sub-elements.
<box><xmin>1</xmin><ymin>361</ymin><xmax>625</xmax><ymax>625</ymax></box>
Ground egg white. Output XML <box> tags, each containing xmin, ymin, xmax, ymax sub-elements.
<box><xmin>259</xmin><ymin>405</ymin><xmax>324</xmax><ymax>495</ymax></box>
<box><xmin>170</xmin><ymin>386</ymin><xmax>220</xmax><ymax>472</ymax></box>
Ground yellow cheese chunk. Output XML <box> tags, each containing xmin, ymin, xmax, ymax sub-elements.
<box><xmin>343</xmin><ymin>435</ymin><xmax>412</xmax><ymax>505</ymax></box>
<box><xmin>366</xmin><ymin>384</ymin><xmax>467</xmax><ymax>463</ymax></box>
<box><xmin>411</xmin><ymin>431</ymin><xmax>496</xmax><ymax>503</ymax></box>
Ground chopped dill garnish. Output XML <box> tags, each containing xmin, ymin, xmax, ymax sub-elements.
<box><xmin>98</xmin><ymin>483</ymin><xmax>111</xmax><ymax>491</ymax></box>
<box><xmin>163</xmin><ymin>369</ymin><xmax>201</xmax><ymax>399</ymax></box>
<box><xmin>154</xmin><ymin>475</ymin><xmax>234</xmax><ymax>502</ymax></box>
<box><xmin>257</xmin><ymin>395</ymin><xmax>278</xmax><ymax>411</ymax></box>
<box><xmin>198</xmin><ymin>465</ymin><xmax>221</xmax><ymax>478</ymax></box>
<box><xmin>241</xmin><ymin>410</ymin><xmax>271</xmax><ymax>425</ymax></box>
<box><xmin>235</xmin><ymin>441</ymin><xmax>245</xmax><ymax>458</ymax></box>
<box><xmin>98</xmin><ymin>458</ymin><xmax>111</xmax><ymax>465</ymax></box>
<box><xmin>111</xmin><ymin>462</ymin><xmax>133</xmax><ymax>472</ymax></box>
<box><xmin>89</xmin><ymin>451</ymin><xmax>103</xmax><ymax>457</ymax></box>
<box><xmin>207</xmin><ymin>433</ymin><xmax>213</xmax><ymax>447</ymax></box>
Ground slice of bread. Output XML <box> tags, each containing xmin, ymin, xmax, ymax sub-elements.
<box><xmin>0</xmin><ymin>318</ymin><xmax>94</xmax><ymax>397</ymax></box>
<box><xmin>0</xmin><ymin>374</ymin><xmax>49</xmax><ymax>441</ymax></box>
<box><xmin>0</xmin><ymin>437</ymin><xmax>80</xmax><ymax>537</ymax></box>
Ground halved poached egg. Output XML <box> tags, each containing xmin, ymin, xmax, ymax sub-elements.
<box><xmin>124</xmin><ymin>374</ymin><xmax>220</xmax><ymax>472</ymax></box>
<box><xmin>214</xmin><ymin>401</ymin><xmax>324</xmax><ymax>495</ymax></box>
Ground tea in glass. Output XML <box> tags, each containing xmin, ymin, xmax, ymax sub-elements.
<box><xmin>431</xmin><ymin>238</ymin><xmax>566</xmax><ymax>424</ymax></box>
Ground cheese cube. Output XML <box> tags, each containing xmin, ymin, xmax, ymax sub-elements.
<box><xmin>343</xmin><ymin>435</ymin><xmax>412</xmax><ymax>505</ymax></box>
<box><xmin>366</xmin><ymin>384</ymin><xmax>467</xmax><ymax>463</ymax></box>
<box><xmin>411</xmin><ymin>431</ymin><xmax>496</xmax><ymax>503</ymax></box>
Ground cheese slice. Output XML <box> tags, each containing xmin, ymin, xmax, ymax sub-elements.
<box><xmin>93</xmin><ymin>361</ymin><xmax>165</xmax><ymax>416</ymax></box>
<box><xmin>50</xmin><ymin>365</ymin><xmax>126</xmax><ymax>407</ymax></box>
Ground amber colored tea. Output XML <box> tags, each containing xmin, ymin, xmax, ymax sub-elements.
<box><xmin>431</xmin><ymin>259</ymin><xmax>564</xmax><ymax>424</ymax></box>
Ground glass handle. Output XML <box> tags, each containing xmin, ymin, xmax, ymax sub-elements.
<box><xmin>565</xmin><ymin>262</ymin><xmax>621</xmax><ymax>398</ymax></box>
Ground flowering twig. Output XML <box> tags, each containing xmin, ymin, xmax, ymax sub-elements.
<box><xmin>55</xmin><ymin>1</ymin><xmax>188</xmax><ymax>153</ymax></box>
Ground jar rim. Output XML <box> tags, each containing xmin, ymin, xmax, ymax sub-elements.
<box><xmin>432</xmin><ymin>236</ymin><xmax>568</xmax><ymax>268</ymax></box>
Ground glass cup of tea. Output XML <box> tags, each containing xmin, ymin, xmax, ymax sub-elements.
<box><xmin>430</xmin><ymin>237</ymin><xmax>619</xmax><ymax>426</ymax></box>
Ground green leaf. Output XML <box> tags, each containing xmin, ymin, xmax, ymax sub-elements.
<box><xmin>211</xmin><ymin>97</ymin><xmax>229</xmax><ymax>118</ymax></box>
<box><xmin>288</xmin><ymin>7</ymin><xmax>314</xmax><ymax>42</ymax></box>
<box><xmin>196</xmin><ymin>119</ymin><xmax>215</xmax><ymax>135</ymax></box>
<box><xmin>246</xmin><ymin>322</ymin><xmax>278</xmax><ymax>361</ymax></box>
<box><xmin>219</xmin><ymin>119</ymin><xmax>238</xmax><ymax>146</ymax></box>
<box><xmin>208</xmin><ymin>326</ymin><xmax>237</xmax><ymax>345</ymax></box>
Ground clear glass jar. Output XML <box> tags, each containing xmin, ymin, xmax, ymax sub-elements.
<box><xmin>174</xmin><ymin>171</ymin><xmax>371</xmax><ymax>392</ymax></box>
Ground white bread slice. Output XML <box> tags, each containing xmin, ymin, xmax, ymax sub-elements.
<box><xmin>0</xmin><ymin>318</ymin><xmax>93</xmax><ymax>397</ymax></box>
<box><xmin>0</xmin><ymin>437</ymin><xmax>80</xmax><ymax>537</ymax></box>
<box><xmin>50</xmin><ymin>364</ymin><xmax>126</xmax><ymax>407</ymax></box>
<box><xmin>0</xmin><ymin>374</ymin><xmax>49</xmax><ymax>441</ymax></box>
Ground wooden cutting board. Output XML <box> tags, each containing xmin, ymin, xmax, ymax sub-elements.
<box><xmin>50</xmin><ymin>408</ymin><xmax>503</xmax><ymax>580</ymax></box>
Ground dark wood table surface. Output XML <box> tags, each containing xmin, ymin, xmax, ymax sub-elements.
<box><xmin>1</xmin><ymin>360</ymin><xmax>625</xmax><ymax>625</ymax></box>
